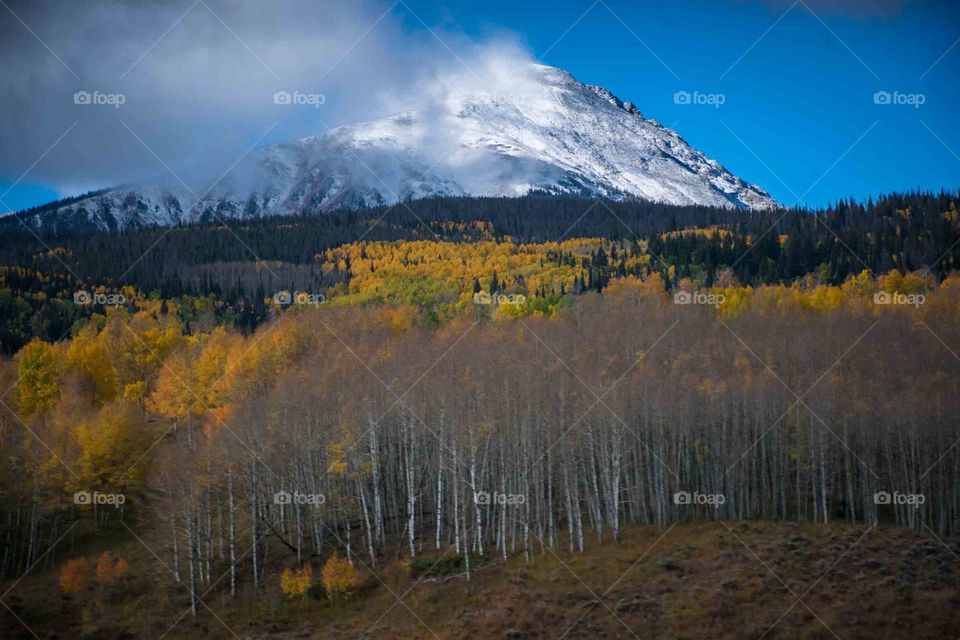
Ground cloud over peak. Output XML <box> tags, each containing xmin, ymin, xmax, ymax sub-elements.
<box><xmin>0</xmin><ymin>0</ymin><xmax>535</xmax><ymax>198</ymax></box>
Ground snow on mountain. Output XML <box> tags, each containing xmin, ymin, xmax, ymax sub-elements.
<box><xmin>23</xmin><ymin>63</ymin><xmax>780</xmax><ymax>231</ymax></box>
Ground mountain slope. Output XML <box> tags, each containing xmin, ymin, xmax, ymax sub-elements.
<box><xmin>19</xmin><ymin>64</ymin><xmax>780</xmax><ymax>231</ymax></box>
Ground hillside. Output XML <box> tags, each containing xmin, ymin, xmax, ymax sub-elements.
<box><xmin>2</xmin><ymin>521</ymin><xmax>956</xmax><ymax>639</ymax></box>
<box><xmin>1</xmin><ymin>284</ymin><xmax>959</xmax><ymax>638</ymax></box>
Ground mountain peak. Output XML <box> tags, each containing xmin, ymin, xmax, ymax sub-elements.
<box><xmin>17</xmin><ymin>63</ymin><xmax>780</xmax><ymax>231</ymax></box>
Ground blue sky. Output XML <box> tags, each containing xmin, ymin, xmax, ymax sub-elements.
<box><xmin>2</xmin><ymin>0</ymin><xmax>958</xmax><ymax>211</ymax></box>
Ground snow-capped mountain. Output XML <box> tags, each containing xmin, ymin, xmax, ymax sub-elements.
<box><xmin>21</xmin><ymin>63</ymin><xmax>779</xmax><ymax>230</ymax></box>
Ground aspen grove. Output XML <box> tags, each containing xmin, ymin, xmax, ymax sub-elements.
<box><xmin>4</xmin><ymin>278</ymin><xmax>951</xmax><ymax>602</ymax></box>
<box><xmin>1</xmin><ymin>275</ymin><xmax>959</xmax><ymax>611</ymax></box>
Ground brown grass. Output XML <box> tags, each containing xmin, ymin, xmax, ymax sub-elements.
<box><xmin>2</xmin><ymin>520</ymin><xmax>957</xmax><ymax>639</ymax></box>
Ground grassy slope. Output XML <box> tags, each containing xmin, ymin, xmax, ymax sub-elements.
<box><xmin>2</xmin><ymin>521</ymin><xmax>957</xmax><ymax>639</ymax></box>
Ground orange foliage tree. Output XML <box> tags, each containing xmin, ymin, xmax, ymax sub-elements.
<box><xmin>95</xmin><ymin>551</ymin><xmax>128</xmax><ymax>586</ymax></box>
<box><xmin>59</xmin><ymin>557</ymin><xmax>89</xmax><ymax>594</ymax></box>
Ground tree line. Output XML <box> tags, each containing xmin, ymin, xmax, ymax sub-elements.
<box><xmin>1</xmin><ymin>191</ymin><xmax>959</xmax><ymax>353</ymax></box>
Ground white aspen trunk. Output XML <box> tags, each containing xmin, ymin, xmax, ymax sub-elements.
<box><xmin>358</xmin><ymin>477</ymin><xmax>376</xmax><ymax>567</ymax></box>
<box><xmin>435</xmin><ymin>457</ymin><xmax>444</xmax><ymax>550</ymax></box>
<box><xmin>469</xmin><ymin>439</ymin><xmax>483</xmax><ymax>556</ymax></box>
<box><xmin>250</xmin><ymin>459</ymin><xmax>260</xmax><ymax>590</ymax></box>
<box><xmin>405</xmin><ymin>420</ymin><xmax>417</xmax><ymax>558</ymax></box>
<box><xmin>819</xmin><ymin>425</ymin><xmax>829</xmax><ymax>523</ymax></box>
<box><xmin>436</xmin><ymin>417</ymin><xmax>444</xmax><ymax>550</ymax></box>
<box><xmin>574</xmin><ymin>460</ymin><xmax>584</xmax><ymax>553</ymax></box>
<box><xmin>499</xmin><ymin>444</ymin><xmax>507</xmax><ymax>561</ymax></box>
<box><xmin>546</xmin><ymin>447</ymin><xmax>556</xmax><ymax>550</ymax></box>
<box><xmin>369</xmin><ymin>415</ymin><xmax>384</xmax><ymax>547</ymax></box>
<box><xmin>205</xmin><ymin>492</ymin><xmax>212</xmax><ymax>583</ymax></box>
<box><xmin>228</xmin><ymin>468</ymin><xmax>237</xmax><ymax>597</ymax></box>
<box><xmin>171</xmin><ymin>517</ymin><xmax>181</xmax><ymax>583</ymax></box>
<box><xmin>523</xmin><ymin>472</ymin><xmax>531</xmax><ymax>563</ymax></box>
<box><xmin>344</xmin><ymin>518</ymin><xmax>353</xmax><ymax>564</ymax></box>
<box><xmin>453</xmin><ymin>443</ymin><xmax>461</xmax><ymax>554</ymax></box>
<box><xmin>186</xmin><ymin>512</ymin><xmax>198</xmax><ymax>617</ymax></box>
<box><xmin>563</xmin><ymin>458</ymin><xmax>575</xmax><ymax>553</ymax></box>
<box><xmin>216</xmin><ymin>498</ymin><xmax>225</xmax><ymax>561</ymax></box>
<box><xmin>462</xmin><ymin>493</ymin><xmax>471</xmax><ymax>581</ymax></box>
<box><xmin>590</xmin><ymin>438</ymin><xmax>603</xmax><ymax>542</ymax></box>
<box><xmin>611</xmin><ymin>425</ymin><xmax>622</xmax><ymax>541</ymax></box>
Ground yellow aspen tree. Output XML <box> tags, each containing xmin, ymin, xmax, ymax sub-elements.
<box><xmin>16</xmin><ymin>339</ymin><xmax>60</xmax><ymax>420</ymax></box>
<box><xmin>280</xmin><ymin>565</ymin><xmax>313</xmax><ymax>598</ymax></box>
<box><xmin>321</xmin><ymin>553</ymin><xmax>360</xmax><ymax>600</ymax></box>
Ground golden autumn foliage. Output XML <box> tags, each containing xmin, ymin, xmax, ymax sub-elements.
<box><xmin>106</xmin><ymin>312</ymin><xmax>184</xmax><ymax>397</ymax></box>
<box><xmin>147</xmin><ymin>327</ymin><xmax>241</xmax><ymax>419</ymax></box>
<box><xmin>319</xmin><ymin>238</ymin><xmax>604</xmax><ymax>312</ymax></box>
<box><xmin>280</xmin><ymin>565</ymin><xmax>313</xmax><ymax>598</ymax></box>
<box><xmin>659</xmin><ymin>225</ymin><xmax>732</xmax><ymax>241</ymax></box>
<box><xmin>59</xmin><ymin>557</ymin><xmax>89</xmax><ymax>594</ymax></box>
<box><xmin>320</xmin><ymin>553</ymin><xmax>360</xmax><ymax>599</ymax></box>
<box><xmin>17</xmin><ymin>339</ymin><xmax>60</xmax><ymax>420</ymax></box>
<box><xmin>58</xmin><ymin>309</ymin><xmax>184</xmax><ymax>414</ymax></box>
<box><xmin>877</xmin><ymin>268</ymin><xmax>931</xmax><ymax>294</ymax></box>
<box><xmin>76</xmin><ymin>404</ymin><xmax>154</xmax><ymax>492</ymax></box>
<box><xmin>214</xmin><ymin>318</ymin><xmax>309</xmax><ymax>401</ymax></box>
<box><xmin>66</xmin><ymin>324</ymin><xmax>118</xmax><ymax>405</ymax></box>
<box><xmin>384</xmin><ymin>305</ymin><xmax>418</xmax><ymax>334</ymax></box>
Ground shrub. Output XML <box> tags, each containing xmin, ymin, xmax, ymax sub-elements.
<box><xmin>114</xmin><ymin>557</ymin><xmax>129</xmax><ymax>578</ymax></box>
<box><xmin>95</xmin><ymin>551</ymin><xmax>129</xmax><ymax>586</ymax></box>
<box><xmin>280</xmin><ymin>565</ymin><xmax>313</xmax><ymax>598</ymax></box>
<box><xmin>60</xmin><ymin>558</ymin><xmax>89</xmax><ymax>594</ymax></box>
<box><xmin>320</xmin><ymin>553</ymin><xmax>360</xmax><ymax>599</ymax></box>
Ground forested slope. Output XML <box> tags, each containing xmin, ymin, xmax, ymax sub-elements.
<box><xmin>1</xmin><ymin>191</ymin><xmax>959</xmax><ymax>354</ymax></box>
<box><xmin>1</xmin><ymin>192</ymin><xmax>959</xmax><ymax>638</ymax></box>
